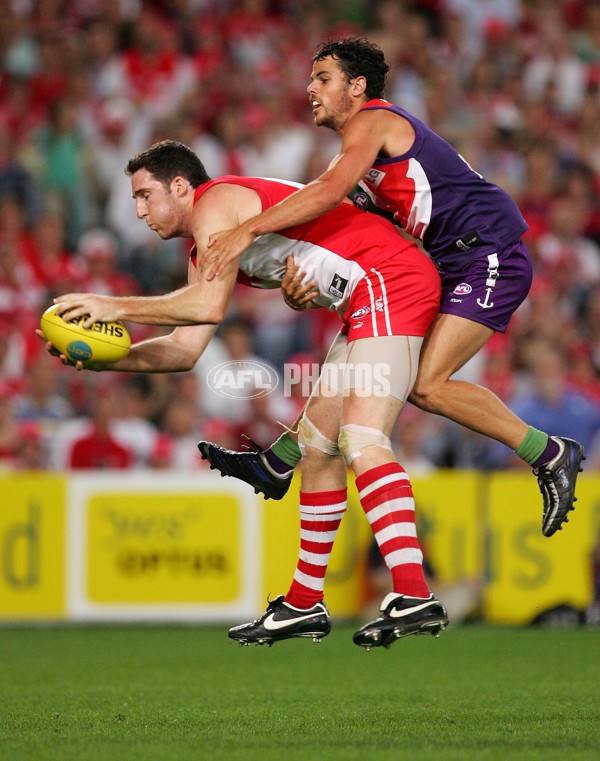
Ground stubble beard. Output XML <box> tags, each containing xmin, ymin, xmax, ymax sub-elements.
<box><xmin>315</xmin><ymin>112</ymin><xmax>337</xmax><ymax>131</ymax></box>
<box><xmin>314</xmin><ymin>89</ymin><xmax>354</xmax><ymax>133</ymax></box>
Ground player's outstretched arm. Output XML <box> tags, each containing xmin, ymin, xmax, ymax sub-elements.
<box><xmin>104</xmin><ymin>323</ymin><xmax>219</xmax><ymax>373</ymax></box>
<box><xmin>52</xmin><ymin>280</ymin><xmax>233</xmax><ymax>329</ymax></box>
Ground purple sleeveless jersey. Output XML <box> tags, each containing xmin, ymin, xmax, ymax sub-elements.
<box><xmin>353</xmin><ymin>99</ymin><xmax>532</xmax><ymax>330</ymax></box>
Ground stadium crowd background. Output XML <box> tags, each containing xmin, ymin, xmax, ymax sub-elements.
<box><xmin>1</xmin><ymin>0</ymin><xmax>600</xmax><ymax>473</ymax></box>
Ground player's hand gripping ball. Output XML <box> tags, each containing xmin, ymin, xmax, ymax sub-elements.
<box><xmin>40</xmin><ymin>305</ymin><xmax>131</xmax><ymax>366</ymax></box>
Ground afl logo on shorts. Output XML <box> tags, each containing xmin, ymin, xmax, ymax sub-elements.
<box><xmin>453</xmin><ymin>283</ymin><xmax>472</xmax><ymax>295</ymax></box>
<box><xmin>351</xmin><ymin>306</ymin><xmax>370</xmax><ymax>319</ymax></box>
<box><xmin>353</xmin><ymin>192</ymin><xmax>369</xmax><ymax>209</ymax></box>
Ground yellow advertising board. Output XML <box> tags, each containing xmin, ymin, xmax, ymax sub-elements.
<box><xmin>0</xmin><ymin>470</ymin><xmax>597</xmax><ymax>626</ymax></box>
<box><xmin>411</xmin><ymin>470</ymin><xmax>483</xmax><ymax>583</ymax></box>
<box><xmin>483</xmin><ymin>472</ymin><xmax>596</xmax><ymax>625</ymax></box>
<box><xmin>0</xmin><ymin>473</ymin><xmax>66</xmax><ymax>620</ymax></box>
<box><xmin>68</xmin><ymin>473</ymin><xmax>260</xmax><ymax>620</ymax></box>
<box><xmin>86</xmin><ymin>491</ymin><xmax>242</xmax><ymax>604</ymax></box>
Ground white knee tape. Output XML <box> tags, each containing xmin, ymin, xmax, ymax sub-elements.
<box><xmin>338</xmin><ymin>424</ymin><xmax>393</xmax><ymax>465</ymax></box>
<box><xmin>298</xmin><ymin>414</ymin><xmax>340</xmax><ymax>456</ymax></box>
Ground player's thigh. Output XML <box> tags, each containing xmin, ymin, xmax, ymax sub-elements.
<box><xmin>303</xmin><ymin>331</ymin><xmax>346</xmax><ymax>441</ymax></box>
<box><xmin>342</xmin><ymin>335</ymin><xmax>422</xmax><ymax>438</ymax></box>
<box><xmin>416</xmin><ymin>312</ymin><xmax>493</xmax><ymax>384</ymax></box>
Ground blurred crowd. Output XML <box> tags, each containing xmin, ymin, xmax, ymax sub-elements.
<box><xmin>2</xmin><ymin>0</ymin><xmax>600</xmax><ymax>472</ymax></box>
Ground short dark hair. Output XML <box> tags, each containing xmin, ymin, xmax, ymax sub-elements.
<box><xmin>314</xmin><ymin>37</ymin><xmax>390</xmax><ymax>100</ymax></box>
<box><xmin>125</xmin><ymin>140</ymin><xmax>210</xmax><ymax>188</ymax></box>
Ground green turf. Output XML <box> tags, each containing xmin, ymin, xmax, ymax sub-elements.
<box><xmin>0</xmin><ymin>623</ymin><xmax>598</xmax><ymax>761</ymax></box>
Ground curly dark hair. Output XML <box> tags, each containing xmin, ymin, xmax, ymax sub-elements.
<box><xmin>314</xmin><ymin>37</ymin><xmax>390</xmax><ymax>100</ymax></box>
<box><xmin>125</xmin><ymin>140</ymin><xmax>210</xmax><ymax>188</ymax></box>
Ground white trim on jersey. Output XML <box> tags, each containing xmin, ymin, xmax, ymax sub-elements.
<box><xmin>259</xmin><ymin>177</ymin><xmax>304</xmax><ymax>190</ymax></box>
<box><xmin>405</xmin><ymin>158</ymin><xmax>433</xmax><ymax>241</ymax></box>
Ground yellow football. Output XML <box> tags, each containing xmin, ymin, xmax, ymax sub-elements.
<box><xmin>40</xmin><ymin>304</ymin><xmax>131</xmax><ymax>365</ymax></box>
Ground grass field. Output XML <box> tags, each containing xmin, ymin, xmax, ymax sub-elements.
<box><xmin>0</xmin><ymin>623</ymin><xmax>599</xmax><ymax>761</ymax></box>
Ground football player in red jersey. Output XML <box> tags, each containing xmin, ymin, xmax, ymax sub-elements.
<box><xmin>44</xmin><ymin>140</ymin><xmax>448</xmax><ymax>648</ymax></box>
<box><xmin>198</xmin><ymin>37</ymin><xmax>584</xmax><ymax>540</ymax></box>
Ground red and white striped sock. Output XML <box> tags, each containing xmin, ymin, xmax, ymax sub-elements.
<box><xmin>356</xmin><ymin>462</ymin><xmax>429</xmax><ymax>598</ymax></box>
<box><xmin>285</xmin><ymin>488</ymin><xmax>347</xmax><ymax>609</ymax></box>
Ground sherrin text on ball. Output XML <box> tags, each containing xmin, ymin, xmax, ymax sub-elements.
<box><xmin>40</xmin><ymin>304</ymin><xmax>131</xmax><ymax>365</ymax></box>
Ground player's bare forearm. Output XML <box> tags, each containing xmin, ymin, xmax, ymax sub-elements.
<box><xmin>53</xmin><ymin>288</ymin><xmax>220</xmax><ymax>328</ymax></box>
<box><xmin>249</xmin><ymin>179</ymin><xmax>344</xmax><ymax>236</ymax></box>
<box><xmin>43</xmin><ymin>324</ymin><xmax>217</xmax><ymax>374</ymax></box>
<box><xmin>240</xmin><ymin>132</ymin><xmax>380</xmax><ymax>239</ymax></box>
<box><xmin>107</xmin><ymin>329</ymin><xmax>215</xmax><ymax>373</ymax></box>
<box><xmin>109</xmin><ymin>289</ymin><xmax>226</xmax><ymax>326</ymax></box>
<box><xmin>54</xmin><ymin>264</ymin><xmax>237</xmax><ymax>329</ymax></box>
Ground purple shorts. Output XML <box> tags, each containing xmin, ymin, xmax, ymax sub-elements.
<box><xmin>438</xmin><ymin>239</ymin><xmax>533</xmax><ymax>333</ymax></box>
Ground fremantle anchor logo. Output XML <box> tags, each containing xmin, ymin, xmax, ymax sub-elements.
<box><xmin>477</xmin><ymin>288</ymin><xmax>495</xmax><ymax>309</ymax></box>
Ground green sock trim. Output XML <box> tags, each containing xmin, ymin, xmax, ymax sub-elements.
<box><xmin>515</xmin><ymin>427</ymin><xmax>549</xmax><ymax>465</ymax></box>
<box><xmin>270</xmin><ymin>431</ymin><xmax>302</xmax><ymax>467</ymax></box>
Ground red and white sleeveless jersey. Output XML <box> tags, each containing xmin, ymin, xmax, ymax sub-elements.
<box><xmin>192</xmin><ymin>175</ymin><xmax>440</xmax><ymax>339</ymax></box>
<box><xmin>193</xmin><ymin>175</ymin><xmax>428</xmax><ymax>314</ymax></box>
